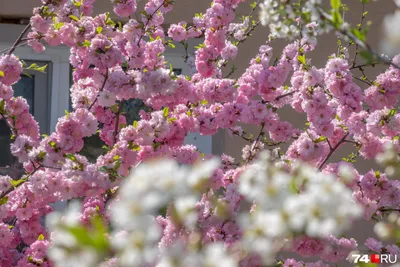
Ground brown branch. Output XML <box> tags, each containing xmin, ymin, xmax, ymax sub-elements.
<box><xmin>246</xmin><ymin>123</ymin><xmax>265</xmax><ymax>162</ymax></box>
<box><xmin>353</xmin><ymin>76</ymin><xmax>372</xmax><ymax>86</ymax></box>
<box><xmin>113</xmin><ymin>102</ymin><xmax>124</xmax><ymax>145</ymax></box>
<box><xmin>248</xmin><ymin>0</ymin><xmax>262</xmax><ymax>18</ymax></box>
<box><xmin>88</xmin><ymin>69</ymin><xmax>109</xmax><ymax>111</ymax></box>
<box><xmin>137</xmin><ymin>0</ymin><xmax>167</xmax><ymax>46</ymax></box>
<box><xmin>344</xmin><ymin>139</ymin><xmax>360</xmax><ymax>146</ymax></box>
<box><xmin>0</xmin><ymin>165</ymin><xmax>40</xmax><ymax>200</ymax></box>
<box><xmin>350</xmin><ymin>62</ymin><xmax>381</xmax><ymax>70</ymax></box>
<box><xmin>275</xmin><ymin>91</ymin><xmax>295</xmax><ymax>101</ymax></box>
<box><xmin>8</xmin><ymin>23</ymin><xmax>31</xmax><ymax>55</ymax></box>
<box><xmin>378</xmin><ymin>207</ymin><xmax>400</xmax><ymax>213</ymax></box>
<box><xmin>317</xmin><ymin>133</ymin><xmax>349</xmax><ymax>171</ymax></box>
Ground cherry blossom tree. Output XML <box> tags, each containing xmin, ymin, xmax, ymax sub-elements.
<box><xmin>0</xmin><ymin>0</ymin><xmax>400</xmax><ymax>266</ymax></box>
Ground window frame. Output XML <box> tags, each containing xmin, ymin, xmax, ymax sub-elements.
<box><xmin>0</xmin><ymin>42</ymin><xmax>71</xmax><ymax>132</ymax></box>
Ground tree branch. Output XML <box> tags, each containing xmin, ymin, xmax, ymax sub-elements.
<box><xmin>318</xmin><ymin>133</ymin><xmax>349</xmax><ymax>171</ymax></box>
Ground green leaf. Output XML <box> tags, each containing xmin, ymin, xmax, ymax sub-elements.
<box><xmin>297</xmin><ymin>55</ymin><xmax>306</xmax><ymax>65</ymax></box>
<box><xmin>9</xmin><ymin>178</ymin><xmax>28</xmax><ymax>188</ymax></box>
<box><xmin>0</xmin><ymin>99</ymin><xmax>5</xmax><ymax>114</ymax></box>
<box><xmin>351</xmin><ymin>28</ymin><xmax>366</xmax><ymax>42</ymax></box>
<box><xmin>69</xmin><ymin>15</ymin><xmax>79</xmax><ymax>22</ymax></box>
<box><xmin>37</xmin><ymin>234</ymin><xmax>45</xmax><ymax>240</ymax></box>
<box><xmin>23</xmin><ymin>72</ymin><xmax>33</xmax><ymax>78</ymax></box>
<box><xmin>133</xmin><ymin>120</ymin><xmax>138</xmax><ymax>128</ymax></box>
<box><xmin>194</xmin><ymin>43</ymin><xmax>206</xmax><ymax>49</ymax></box>
<box><xmin>113</xmin><ymin>159</ymin><xmax>121</xmax><ymax>171</ymax></box>
<box><xmin>0</xmin><ymin>71</ymin><xmax>4</xmax><ymax>77</ymax></box>
<box><xmin>81</xmin><ymin>40</ymin><xmax>91</xmax><ymax>47</ymax></box>
<box><xmin>66</xmin><ymin>216</ymin><xmax>109</xmax><ymax>251</ymax></box>
<box><xmin>73</xmin><ymin>0</ymin><xmax>82</xmax><ymax>7</ymax></box>
<box><xmin>0</xmin><ymin>196</ymin><xmax>8</xmax><ymax>205</ymax></box>
<box><xmin>331</xmin><ymin>10</ymin><xmax>342</xmax><ymax>28</ymax></box>
<box><xmin>96</xmin><ymin>26</ymin><xmax>103</xmax><ymax>34</ymax></box>
<box><xmin>167</xmin><ymin>117</ymin><xmax>177</xmax><ymax>122</ymax></box>
<box><xmin>48</xmin><ymin>141</ymin><xmax>57</xmax><ymax>148</ymax></box>
<box><xmin>26</xmin><ymin>63</ymin><xmax>48</xmax><ymax>73</ymax></box>
<box><xmin>65</xmin><ymin>153</ymin><xmax>77</xmax><ymax>162</ymax></box>
<box><xmin>163</xmin><ymin>107</ymin><xmax>169</xmax><ymax>118</ymax></box>
<box><xmin>359</xmin><ymin>50</ymin><xmax>374</xmax><ymax>64</ymax></box>
<box><xmin>110</xmin><ymin>104</ymin><xmax>119</xmax><ymax>113</ymax></box>
<box><xmin>331</xmin><ymin>0</ymin><xmax>341</xmax><ymax>10</ymax></box>
<box><xmin>314</xmin><ymin>136</ymin><xmax>327</xmax><ymax>143</ymax></box>
<box><xmin>289</xmin><ymin>179</ymin><xmax>299</xmax><ymax>193</ymax></box>
<box><xmin>95</xmin><ymin>48</ymin><xmax>105</xmax><ymax>54</ymax></box>
<box><xmin>54</xmin><ymin>21</ymin><xmax>64</xmax><ymax>30</ymax></box>
<box><xmin>99</xmin><ymin>166</ymin><xmax>109</xmax><ymax>173</ymax></box>
<box><xmin>130</xmin><ymin>144</ymin><xmax>141</xmax><ymax>151</ymax></box>
<box><xmin>152</xmin><ymin>142</ymin><xmax>161</xmax><ymax>150</ymax></box>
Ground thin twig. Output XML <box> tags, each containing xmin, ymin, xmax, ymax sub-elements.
<box><xmin>318</xmin><ymin>133</ymin><xmax>349</xmax><ymax>171</ymax></box>
<box><xmin>8</xmin><ymin>23</ymin><xmax>31</xmax><ymax>55</ymax></box>
<box><xmin>350</xmin><ymin>62</ymin><xmax>381</xmax><ymax>70</ymax></box>
<box><xmin>350</xmin><ymin>2</ymin><xmax>366</xmax><ymax>68</ymax></box>
<box><xmin>317</xmin><ymin>7</ymin><xmax>400</xmax><ymax>70</ymax></box>
<box><xmin>113</xmin><ymin>102</ymin><xmax>124</xmax><ymax>145</ymax></box>
<box><xmin>137</xmin><ymin>0</ymin><xmax>167</xmax><ymax>46</ymax></box>
<box><xmin>353</xmin><ymin>76</ymin><xmax>372</xmax><ymax>86</ymax></box>
<box><xmin>89</xmin><ymin>69</ymin><xmax>109</xmax><ymax>111</ymax></box>
<box><xmin>0</xmin><ymin>41</ymin><xmax>29</xmax><ymax>55</ymax></box>
<box><xmin>247</xmin><ymin>123</ymin><xmax>265</xmax><ymax>162</ymax></box>
<box><xmin>275</xmin><ymin>91</ymin><xmax>296</xmax><ymax>101</ymax></box>
<box><xmin>0</xmin><ymin>165</ymin><xmax>40</xmax><ymax>200</ymax></box>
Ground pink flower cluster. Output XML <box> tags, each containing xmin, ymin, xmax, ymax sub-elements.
<box><xmin>1</xmin><ymin>0</ymin><xmax>400</xmax><ymax>266</ymax></box>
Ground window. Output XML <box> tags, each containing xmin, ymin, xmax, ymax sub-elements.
<box><xmin>0</xmin><ymin>60</ymin><xmax>52</xmax><ymax>177</ymax></box>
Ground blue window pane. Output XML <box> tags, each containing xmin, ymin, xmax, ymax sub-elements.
<box><xmin>173</xmin><ymin>68</ymin><xmax>182</xmax><ymax>75</ymax></box>
<box><xmin>13</xmin><ymin>75</ymin><xmax>35</xmax><ymax>114</ymax></box>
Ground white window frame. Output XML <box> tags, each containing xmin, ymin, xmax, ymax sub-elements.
<box><xmin>0</xmin><ymin>42</ymin><xmax>71</xmax><ymax>132</ymax></box>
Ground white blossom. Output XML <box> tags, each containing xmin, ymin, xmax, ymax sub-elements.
<box><xmin>381</xmin><ymin>9</ymin><xmax>400</xmax><ymax>56</ymax></box>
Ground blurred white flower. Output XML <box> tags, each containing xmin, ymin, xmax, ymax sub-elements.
<box><xmin>381</xmin><ymin>9</ymin><xmax>400</xmax><ymax>56</ymax></box>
